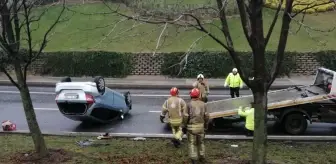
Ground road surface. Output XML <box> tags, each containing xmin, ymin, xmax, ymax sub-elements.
<box><xmin>1</xmin><ymin>86</ymin><xmax>336</xmax><ymax>135</ymax></box>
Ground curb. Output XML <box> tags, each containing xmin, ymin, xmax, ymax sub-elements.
<box><xmin>2</xmin><ymin>131</ymin><xmax>336</xmax><ymax>141</ymax></box>
<box><xmin>0</xmin><ymin>81</ymin><xmax>295</xmax><ymax>90</ymax></box>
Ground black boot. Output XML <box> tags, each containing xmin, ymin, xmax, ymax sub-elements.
<box><xmin>171</xmin><ymin>139</ymin><xmax>180</xmax><ymax>148</ymax></box>
<box><xmin>191</xmin><ymin>159</ymin><xmax>197</xmax><ymax>164</ymax></box>
<box><xmin>199</xmin><ymin>156</ymin><xmax>206</xmax><ymax>163</ymax></box>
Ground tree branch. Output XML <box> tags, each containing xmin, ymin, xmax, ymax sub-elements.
<box><xmin>265</xmin><ymin>0</ymin><xmax>284</xmax><ymax>46</ymax></box>
<box><xmin>92</xmin><ymin>17</ymin><xmax>128</xmax><ymax>49</ymax></box>
<box><xmin>23</xmin><ymin>0</ymin><xmax>66</xmax><ymax>81</ymax></box>
<box><xmin>0</xmin><ymin>66</ymin><xmax>20</xmax><ymax>89</ymax></box>
<box><xmin>292</xmin><ymin>0</ymin><xmax>335</xmax><ymax>18</ymax></box>
<box><xmin>267</xmin><ymin>0</ymin><xmax>294</xmax><ymax>89</ymax></box>
<box><xmin>22</xmin><ymin>0</ymin><xmax>34</xmax><ymax>81</ymax></box>
<box><xmin>236</xmin><ymin>0</ymin><xmax>253</xmax><ymax>48</ymax></box>
<box><xmin>152</xmin><ymin>22</ymin><xmax>168</xmax><ymax>56</ymax></box>
<box><xmin>177</xmin><ymin>34</ymin><xmax>207</xmax><ymax>76</ymax></box>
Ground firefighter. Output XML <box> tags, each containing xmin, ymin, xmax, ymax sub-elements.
<box><xmin>224</xmin><ymin>68</ymin><xmax>243</xmax><ymax>98</ymax></box>
<box><xmin>183</xmin><ymin>88</ymin><xmax>209</xmax><ymax>163</ymax></box>
<box><xmin>192</xmin><ymin>74</ymin><xmax>210</xmax><ymax>103</ymax></box>
<box><xmin>160</xmin><ymin>87</ymin><xmax>187</xmax><ymax>148</ymax></box>
<box><xmin>238</xmin><ymin>106</ymin><xmax>254</xmax><ymax>136</ymax></box>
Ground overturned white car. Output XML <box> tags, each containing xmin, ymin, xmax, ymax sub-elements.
<box><xmin>55</xmin><ymin>76</ymin><xmax>132</xmax><ymax>123</ymax></box>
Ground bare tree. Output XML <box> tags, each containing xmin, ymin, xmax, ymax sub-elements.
<box><xmin>93</xmin><ymin>0</ymin><xmax>336</xmax><ymax>163</ymax></box>
<box><xmin>0</xmin><ymin>0</ymin><xmax>65</xmax><ymax>157</ymax></box>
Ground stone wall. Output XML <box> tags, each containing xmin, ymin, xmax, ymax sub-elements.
<box><xmin>126</xmin><ymin>53</ymin><xmax>321</xmax><ymax>76</ymax></box>
<box><xmin>292</xmin><ymin>53</ymin><xmax>321</xmax><ymax>75</ymax></box>
<box><xmin>127</xmin><ymin>53</ymin><xmax>320</xmax><ymax>76</ymax></box>
<box><xmin>130</xmin><ymin>53</ymin><xmax>163</xmax><ymax>75</ymax></box>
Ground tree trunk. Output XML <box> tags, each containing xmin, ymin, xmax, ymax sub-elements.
<box><xmin>14</xmin><ymin>65</ymin><xmax>48</xmax><ymax>157</ymax></box>
<box><xmin>251</xmin><ymin>90</ymin><xmax>268</xmax><ymax>164</ymax></box>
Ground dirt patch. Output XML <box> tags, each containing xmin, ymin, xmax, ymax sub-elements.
<box><xmin>213</xmin><ymin>156</ymin><xmax>278</xmax><ymax>164</ymax></box>
<box><xmin>101</xmin><ymin>154</ymin><xmax>185</xmax><ymax>164</ymax></box>
<box><xmin>214</xmin><ymin>159</ymin><xmax>277</xmax><ymax>164</ymax></box>
<box><xmin>9</xmin><ymin>149</ymin><xmax>72</xmax><ymax>164</ymax></box>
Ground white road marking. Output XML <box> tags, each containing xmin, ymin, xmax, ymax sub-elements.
<box><xmin>0</xmin><ymin>90</ymin><xmax>233</xmax><ymax>97</ymax></box>
<box><xmin>35</xmin><ymin>108</ymin><xmax>58</xmax><ymax>111</ymax></box>
<box><xmin>0</xmin><ymin>91</ymin><xmax>54</xmax><ymax>95</ymax></box>
<box><xmin>148</xmin><ymin>111</ymin><xmax>161</xmax><ymax>113</ymax></box>
<box><xmin>34</xmin><ymin>108</ymin><xmax>162</xmax><ymax>113</ymax></box>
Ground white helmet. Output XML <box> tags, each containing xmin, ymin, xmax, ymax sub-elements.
<box><xmin>197</xmin><ymin>74</ymin><xmax>204</xmax><ymax>79</ymax></box>
<box><xmin>232</xmin><ymin>68</ymin><xmax>238</xmax><ymax>72</ymax></box>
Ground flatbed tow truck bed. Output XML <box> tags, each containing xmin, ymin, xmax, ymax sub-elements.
<box><xmin>208</xmin><ymin>85</ymin><xmax>331</xmax><ymax>118</ymax></box>
<box><xmin>205</xmin><ymin>67</ymin><xmax>336</xmax><ymax>135</ymax></box>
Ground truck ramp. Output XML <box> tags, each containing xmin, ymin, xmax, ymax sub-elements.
<box><xmin>207</xmin><ymin>85</ymin><xmax>330</xmax><ymax>119</ymax></box>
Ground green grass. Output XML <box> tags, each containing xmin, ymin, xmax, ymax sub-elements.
<box><xmin>30</xmin><ymin>3</ymin><xmax>336</xmax><ymax>53</ymax></box>
<box><xmin>1</xmin><ymin>134</ymin><xmax>336</xmax><ymax>164</ymax></box>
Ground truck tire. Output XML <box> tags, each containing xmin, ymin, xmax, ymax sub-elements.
<box><xmin>93</xmin><ymin>76</ymin><xmax>105</xmax><ymax>95</ymax></box>
<box><xmin>283</xmin><ymin>113</ymin><xmax>308</xmax><ymax>135</ymax></box>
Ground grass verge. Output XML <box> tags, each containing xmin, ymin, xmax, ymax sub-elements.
<box><xmin>1</xmin><ymin>134</ymin><xmax>336</xmax><ymax>164</ymax></box>
<box><xmin>31</xmin><ymin>3</ymin><xmax>336</xmax><ymax>52</ymax></box>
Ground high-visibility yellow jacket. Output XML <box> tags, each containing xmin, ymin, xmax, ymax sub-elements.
<box><xmin>238</xmin><ymin>107</ymin><xmax>254</xmax><ymax>131</ymax></box>
<box><xmin>224</xmin><ymin>73</ymin><xmax>243</xmax><ymax>88</ymax></box>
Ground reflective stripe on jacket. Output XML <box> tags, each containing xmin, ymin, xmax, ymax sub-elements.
<box><xmin>161</xmin><ymin>96</ymin><xmax>187</xmax><ymax>126</ymax></box>
<box><xmin>225</xmin><ymin>73</ymin><xmax>243</xmax><ymax>88</ymax></box>
<box><xmin>238</xmin><ymin>107</ymin><xmax>254</xmax><ymax>131</ymax></box>
<box><xmin>183</xmin><ymin>100</ymin><xmax>209</xmax><ymax>134</ymax></box>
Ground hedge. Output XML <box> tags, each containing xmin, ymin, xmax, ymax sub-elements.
<box><xmin>314</xmin><ymin>50</ymin><xmax>336</xmax><ymax>70</ymax></box>
<box><xmin>160</xmin><ymin>51</ymin><xmax>297</xmax><ymax>78</ymax></box>
<box><xmin>264</xmin><ymin>0</ymin><xmax>336</xmax><ymax>13</ymax></box>
<box><xmin>39</xmin><ymin>51</ymin><xmax>134</xmax><ymax>78</ymax></box>
<box><xmin>32</xmin><ymin>50</ymin><xmax>336</xmax><ymax>78</ymax></box>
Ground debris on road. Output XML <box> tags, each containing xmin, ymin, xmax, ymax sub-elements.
<box><xmin>132</xmin><ymin>137</ymin><xmax>146</xmax><ymax>141</ymax></box>
<box><xmin>1</xmin><ymin>120</ymin><xmax>16</xmax><ymax>131</ymax></box>
<box><xmin>76</xmin><ymin>139</ymin><xmax>110</xmax><ymax>147</ymax></box>
<box><xmin>231</xmin><ymin>145</ymin><xmax>238</xmax><ymax>148</ymax></box>
<box><xmin>97</xmin><ymin>133</ymin><xmax>112</xmax><ymax>140</ymax></box>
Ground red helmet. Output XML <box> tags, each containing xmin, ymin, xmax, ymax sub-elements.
<box><xmin>190</xmin><ymin>88</ymin><xmax>200</xmax><ymax>98</ymax></box>
<box><xmin>170</xmin><ymin>87</ymin><xmax>179</xmax><ymax>96</ymax></box>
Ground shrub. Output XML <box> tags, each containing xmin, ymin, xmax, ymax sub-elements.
<box><xmin>39</xmin><ymin>51</ymin><xmax>134</xmax><ymax>78</ymax></box>
<box><xmin>314</xmin><ymin>50</ymin><xmax>336</xmax><ymax>70</ymax></box>
<box><xmin>160</xmin><ymin>51</ymin><xmax>297</xmax><ymax>78</ymax></box>
<box><xmin>264</xmin><ymin>0</ymin><xmax>335</xmax><ymax>13</ymax></box>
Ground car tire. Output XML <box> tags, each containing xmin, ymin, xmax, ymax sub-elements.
<box><xmin>60</xmin><ymin>76</ymin><xmax>71</xmax><ymax>82</ymax></box>
<box><xmin>124</xmin><ymin>91</ymin><xmax>132</xmax><ymax>110</ymax></box>
<box><xmin>93</xmin><ymin>76</ymin><xmax>105</xmax><ymax>95</ymax></box>
<box><xmin>283</xmin><ymin>113</ymin><xmax>308</xmax><ymax>135</ymax></box>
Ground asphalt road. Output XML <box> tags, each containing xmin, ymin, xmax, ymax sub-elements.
<box><xmin>1</xmin><ymin>86</ymin><xmax>336</xmax><ymax>136</ymax></box>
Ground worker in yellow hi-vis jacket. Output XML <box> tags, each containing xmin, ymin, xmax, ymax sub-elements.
<box><xmin>238</xmin><ymin>106</ymin><xmax>254</xmax><ymax>136</ymax></box>
<box><xmin>224</xmin><ymin>68</ymin><xmax>244</xmax><ymax>98</ymax></box>
<box><xmin>160</xmin><ymin>87</ymin><xmax>187</xmax><ymax>147</ymax></box>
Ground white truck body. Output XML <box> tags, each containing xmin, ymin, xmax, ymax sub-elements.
<box><xmin>206</xmin><ymin>67</ymin><xmax>336</xmax><ymax>135</ymax></box>
<box><xmin>207</xmin><ymin>67</ymin><xmax>336</xmax><ymax>119</ymax></box>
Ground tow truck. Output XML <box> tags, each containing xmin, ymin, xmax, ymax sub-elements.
<box><xmin>207</xmin><ymin>67</ymin><xmax>336</xmax><ymax>135</ymax></box>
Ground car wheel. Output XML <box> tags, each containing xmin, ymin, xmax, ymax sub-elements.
<box><xmin>93</xmin><ymin>76</ymin><xmax>105</xmax><ymax>95</ymax></box>
<box><xmin>283</xmin><ymin>113</ymin><xmax>308</xmax><ymax>135</ymax></box>
<box><xmin>124</xmin><ymin>91</ymin><xmax>132</xmax><ymax>110</ymax></box>
<box><xmin>60</xmin><ymin>76</ymin><xmax>71</xmax><ymax>82</ymax></box>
